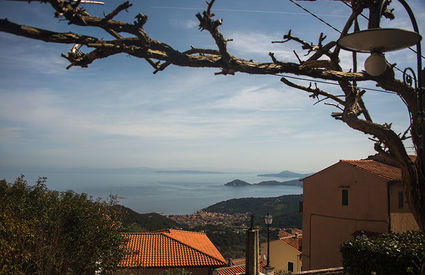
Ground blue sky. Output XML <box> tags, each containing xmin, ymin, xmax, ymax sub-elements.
<box><xmin>0</xmin><ymin>0</ymin><xmax>424</xmax><ymax>173</ymax></box>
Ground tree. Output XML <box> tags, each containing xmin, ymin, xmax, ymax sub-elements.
<box><xmin>0</xmin><ymin>175</ymin><xmax>126</xmax><ymax>274</ymax></box>
<box><xmin>0</xmin><ymin>0</ymin><xmax>424</xmax><ymax>231</ymax></box>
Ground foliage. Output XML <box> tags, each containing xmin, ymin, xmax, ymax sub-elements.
<box><xmin>340</xmin><ymin>231</ymin><xmax>425</xmax><ymax>275</ymax></box>
<box><xmin>160</xmin><ymin>268</ymin><xmax>192</xmax><ymax>275</ymax></box>
<box><xmin>115</xmin><ymin>205</ymin><xmax>183</xmax><ymax>232</ymax></box>
<box><xmin>0</xmin><ymin>175</ymin><xmax>126</xmax><ymax>274</ymax></box>
<box><xmin>192</xmin><ymin>224</ymin><xmax>247</xmax><ymax>259</ymax></box>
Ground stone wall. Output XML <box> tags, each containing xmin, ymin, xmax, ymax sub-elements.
<box><xmin>294</xmin><ymin>267</ymin><xmax>344</xmax><ymax>275</ymax></box>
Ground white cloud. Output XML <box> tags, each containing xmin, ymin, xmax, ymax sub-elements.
<box><xmin>227</xmin><ymin>32</ymin><xmax>296</xmax><ymax>61</ymax></box>
<box><xmin>170</xmin><ymin>18</ymin><xmax>199</xmax><ymax>29</ymax></box>
<box><xmin>0</xmin><ymin>40</ymin><xmax>67</xmax><ymax>74</ymax></box>
<box><xmin>212</xmin><ymin>85</ymin><xmax>307</xmax><ymax>112</ymax></box>
<box><xmin>0</xmin><ymin>84</ymin><xmax>289</xmax><ymax>142</ymax></box>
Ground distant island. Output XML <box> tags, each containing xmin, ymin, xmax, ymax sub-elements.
<box><xmin>225</xmin><ymin>178</ymin><xmax>302</xmax><ymax>187</ymax></box>
<box><xmin>257</xmin><ymin>170</ymin><xmax>312</xmax><ymax>178</ymax></box>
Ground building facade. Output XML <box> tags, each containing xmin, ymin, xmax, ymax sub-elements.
<box><xmin>301</xmin><ymin>156</ymin><xmax>419</xmax><ymax>270</ymax></box>
<box><xmin>260</xmin><ymin>229</ymin><xmax>302</xmax><ymax>273</ymax></box>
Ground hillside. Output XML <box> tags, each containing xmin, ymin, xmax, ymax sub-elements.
<box><xmin>203</xmin><ymin>194</ymin><xmax>303</xmax><ymax>228</ymax></box>
<box><xmin>225</xmin><ymin>179</ymin><xmax>302</xmax><ymax>186</ymax></box>
<box><xmin>114</xmin><ymin>205</ymin><xmax>184</xmax><ymax>232</ymax></box>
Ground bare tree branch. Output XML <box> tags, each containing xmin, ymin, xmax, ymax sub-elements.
<box><xmin>280</xmin><ymin>77</ymin><xmax>345</xmax><ymax>105</ymax></box>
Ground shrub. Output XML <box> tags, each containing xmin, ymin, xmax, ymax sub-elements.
<box><xmin>0</xmin><ymin>175</ymin><xmax>126</xmax><ymax>274</ymax></box>
<box><xmin>340</xmin><ymin>231</ymin><xmax>425</xmax><ymax>275</ymax></box>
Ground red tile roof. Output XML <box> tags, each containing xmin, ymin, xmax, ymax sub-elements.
<box><xmin>120</xmin><ymin>229</ymin><xmax>227</xmax><ymax>268</ymax></box>
<box><xmin>215</xmin><ymin>263</ymin><xmax>265</xmax><ymax>275</ymax></box>
<box><xmin>341</xmin><ymin>160</ymin><xmax>401</xmax><ymax>181</ymax></box>
<box><xmin>281</xmin><ymin>235</ymin><xmax>302</xmax><ymax>251</ymax></box>
<box><xmin>229</xmin><ymin>258</ymin><xmax>245</xmax><ymax>266</ymax></box>
<box><xmin>215</xmin><ymin>264</ymin><xmax>246</xmax><ymax>275</ymax></box>
<box><xmin>279</xmin><ymin>228</ymin><xmax>302</xmax><ymax>238</ymax></box>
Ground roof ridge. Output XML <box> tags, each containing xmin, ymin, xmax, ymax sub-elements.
<box><xmin>341</xmin><ymin>159</ymin><xmax>400</xmax><ymax>181</ymax></box>
<box><xmin>168</xmin><ymin>228</ymin><xmax>206</xmax><ymax>235</ymax></box>
<box><xmin>161</xmin><ymin>231</ymin><xmax>226</xmax><ymax>265</ymax></box>
<box><xmin>124</xmin><ymin>231</ymin><xmax>166</xmax><ymax>235</ymax></box>
<box><xmin>216</xmin><ymin>264</ymin><xmax>245</xmax><ymax>269</ymax></box>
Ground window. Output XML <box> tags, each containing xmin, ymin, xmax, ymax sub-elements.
<box><xmin>342</xmin><ymin>189</ymin><xmax>349</xmax><ymax>206</ymax></box>
<box><xmin>288</xmin><ymin>261</ymin><xmax>294</xmax><ymax>272</ymax></box>
<box><xmin>298</xmin><ymin>200</ymin><xmax>303</xmax><ymax>212</ymax></box>
<box><xmin>398</xmin><ymin>191</ymin><xmax>404</xmax><ymax>209</ymax></box>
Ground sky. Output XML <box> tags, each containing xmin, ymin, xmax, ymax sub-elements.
<box><xmin>0</xmin><ymin>0</ymin><xmax>424</xmax><ymax>174</ymax></box>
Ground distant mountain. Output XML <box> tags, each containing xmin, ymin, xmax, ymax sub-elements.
<box><xmin>257</xmin><ymin>170</ymin><xmax>312</xmax><ymax>178</ymax></box>
<box><xmin>225</xmin><ymin>178</ymin><xmax>302</xmax><ymax>187</ymax></box>
<box><xmin>203</xmin><ymin>194</ymin><xmax>303</xmax><ymax>228</ymax></box>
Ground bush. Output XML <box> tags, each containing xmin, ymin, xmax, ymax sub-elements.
<box><xmin>340</xmin><ymin>231</ymin><xmax>425</xmax><ymax>275</ymax></box>
<box><xmin>0</xmin><ymin>175</ymin><xmax>126</xmax><ymax>274</ymax></box>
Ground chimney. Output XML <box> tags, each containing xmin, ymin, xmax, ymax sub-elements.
<box><xmin>246</xmin><ymin>215</ymin><xmax>259</xmax><ymax>275</ymax></box>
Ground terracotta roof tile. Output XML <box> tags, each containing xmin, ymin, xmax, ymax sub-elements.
<box><xmin>120</xmin><ymin>229</ymin><xmax>226</xmax><ymax>268</ymax></box>
<box><xmin>229</xmin><ymin>258</ymin><xmax>245</xmax><ymax>266</ymax></box>
<box><xmin>215</xmin><ymin>263</ymin><xmax>265</xmax><ymax>275</ymax></box>
<box><xmin>215</xmin><ymin>264</ymin><xmax>246</xmax><ymax>275</ymax></box>
<box><xmin>341</xmin><ymin>160</ymin><xmax>401</xmax><ymax>181</ymax></box>
<box><xmin>281</xmin><ymin>235</ymin><xmax>302</xmax><ymax>251</ymax></box>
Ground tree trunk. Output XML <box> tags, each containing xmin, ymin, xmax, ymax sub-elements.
<box><xmin>402</xmin><ymin>159</ymin><xmax>425</xmax><ymax>231</ymax></box>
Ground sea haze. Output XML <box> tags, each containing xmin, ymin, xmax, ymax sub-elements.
<box><xmin>0</xmin><ymin>168</ymin><xmax>303</xmax><ymax>215</ymax></box>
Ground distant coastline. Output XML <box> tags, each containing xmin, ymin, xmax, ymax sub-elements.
<box><xmin>225</xmin><ymin>178</ymin><xmax>302</xmax><ymax>187</ymax></box>
<box><xmin>257</xmin><ymin>170</ymin><xmax>312</xmax><ymax>178</ymax></box>
<box><xmin>155</xmin><ymin>170</ymin><xmax>226</xmax><ymax>175</ymax></box>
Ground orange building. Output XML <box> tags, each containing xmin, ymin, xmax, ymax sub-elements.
<box><xmin>301</xmin><ymin>156</ymin><xmax>419</xmax><ymax>271</ymax></box>
<box><xmin>118</xmin><ymin>229</ymin><xmax>227</xmax><ymax>275</ymax></box>
<box><xmin>260</xmin><ymin>229</ymin><xmax>302</xmax><ymax>273</ymax></box>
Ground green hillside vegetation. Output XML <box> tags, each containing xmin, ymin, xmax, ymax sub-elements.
<box><xmin>114</xmin><ymin>205</ymin><xmax>184</xmax><ymax>232</ymax></box>
<box><xmin>191</xmin><ymin>224</ymin><xmax>247</xmax><ymax>259</ymax></box>
<box><xmin>203</xmin><ymin>194</ymin><xmax>303</xmax><ymax>228</ymax></box>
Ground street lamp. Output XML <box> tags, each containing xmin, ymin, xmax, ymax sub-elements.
<box><xmin>264</xmin><ymin>212</ymin><xmax>273</xmax><ymax>267</ymax></box>
<box><xmin>337</xmin><ymin>0</ymin><xmax>423</xmax><ymax>83</ymax></box>
<box><xmin>338</xmin><ymin>28</ymin><xmax>420</xmax><ymax>76</ymax></box>
<box><xmin>337</xmin><ymin>0</ymin><xmax>424</xmax><ymax>163</ymax></box>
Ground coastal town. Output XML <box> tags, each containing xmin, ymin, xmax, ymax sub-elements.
<box><xmin>168</xmin><ymin>210</ymin><xmax>249</xmax><ymax>229</ymax></box>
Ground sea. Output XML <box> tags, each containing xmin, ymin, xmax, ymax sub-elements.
<box><xmin>0</xmin><ymin>168</ymin><xmax>303</xmax><ymax>215</ymax></box>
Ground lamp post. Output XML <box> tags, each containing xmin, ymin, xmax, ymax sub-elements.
<box><xmin>337</xmin><ymin>0</ymin><xmax>422</xmax><ymax>79</ymax></box>
<box><xmin>337</xmin><ymin>0</ymin><xmax>424</xmax><ymax>170</ymax></box>
<box><xmin>264</xmin><ymin>212</ymin><xmax>273</xmax><ymax>267</ymax></box>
